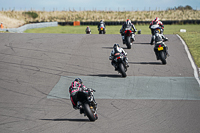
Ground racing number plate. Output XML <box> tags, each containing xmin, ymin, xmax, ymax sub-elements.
<box><xmin>101</xmin><ymin>27</ymin><xmax>103</xmax><ymax>30</ymax></box>
<box><xmin>158</xmin><ymin>47</ymin><xmax>163</xmax><ymax>51</ymax></box>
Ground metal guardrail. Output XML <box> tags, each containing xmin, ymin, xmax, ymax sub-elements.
<box><xmin>0</xmin><ymin>22</ymin><xmax>58</xmax><ymax>33</ymax></box>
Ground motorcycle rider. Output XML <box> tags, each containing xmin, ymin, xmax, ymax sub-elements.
<box><xmin>69</xmin><ymin>78</ymin><xmax>97</xmax><ymax>113</ymax></box>
<box><xmin>109</xmin><ymin>43</ymin><xmax>129</xmax><ymax>70</ymax></box>
<box><xmin>154</xmin><ymin>28</ymin><xmax>169</xmax><ymax>57</ymax></box>
<box><xmin>120</xmin><ymin>19</ymin><xmax>137</xmax><ymax>44</ymax></box>
<box><xmin>97</xmin><ymin>20</ymin><xmax>106</xmax><ymax>32</ymax></box>
<box><xmin>85</xmin><ymin>26</ymin><xmax>91</xmax><ymax>34</ymax></box>
<box><xmin>149</xmin><ymin>17</ymin><xmax>168</xmax><ymax>44</ymax></box>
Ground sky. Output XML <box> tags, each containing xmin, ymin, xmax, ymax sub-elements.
<box><xmin>1</xmin><ymin>0</ymin><xmax>200</xmax><ymax>11</ymax></box>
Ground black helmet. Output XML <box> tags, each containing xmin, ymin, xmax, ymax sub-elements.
<box><xmin>113</xmin><ymin>43</ymin><xmax>120</xmax><ymax>48</ymax></box>
<box><xmin>74</xmin><ymin>78</ymin><xmax>82</xmax><ymax>84</ymax></box>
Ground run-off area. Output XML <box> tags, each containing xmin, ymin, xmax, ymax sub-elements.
<box><xmin>48</xmin><ymin>76</ymin><xmax>200</xmax><ymax>100</ymax></box>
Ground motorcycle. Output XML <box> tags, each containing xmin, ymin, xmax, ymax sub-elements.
<box><xmin>77</xmin><ymin>88</ymin><xmax>98</xmax><ymax>121</ymax></box>
<box><xmin>86</xmin><ymin>29</ymin><xmax>91</xmax><ymax>34</ymax></box>
<box><xmin>123</xmin><ymin>29</ymin><xmax>134</xmax><ymax>49</ymax></box>
<box><xmin>98</xmin><ymin>24</ymin><xmax>106</xmax><ymax>34</ymax></box>
<box><xmin>154</xmin><ymin>43</ymin><xmax>167</xmax><ymax>64</ymax></box>
<box><xmin>150</xmin><ymin>24</ymin><xmax>160</xmax><ymax>45</ymax></box>
<box><xmin>113</xmin><ymin>52</ymin><xmax>127</xmax><ymax>77</ymax></box>
<box><xmin>86</xmin><ymin>26</ymin><xmax>91</xmax><ymax>34</ymax></box>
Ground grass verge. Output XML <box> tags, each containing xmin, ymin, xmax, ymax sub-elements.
<box><xmin>178</xmin><ymin>32</ymin><xmax>200</xmax><ymax>68</ymax></box>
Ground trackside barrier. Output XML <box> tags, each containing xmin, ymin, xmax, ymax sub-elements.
<box><xmin>0</xmin><ymin>22</ymin><xmax>58</xmax><ymax>33</ymax></box>
<box><xmin>58</xmin><ymin>20</ymin><xmax>200</xmax><ymax>26</ymax></box>
<box><xmin>73</xmin><ymin>21</ymin><xmax>80</xmax><ymax>26</ymax></box>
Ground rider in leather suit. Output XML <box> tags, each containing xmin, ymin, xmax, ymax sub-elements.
<box><xmin>97</xmin><ymin>20</ymin><xmax>106</xmax><ymax>32</ymax></box>
<box><xmin>149</xmin><ymin>17</ymin><xmax>168</xmax><ymax>44</ymax></box>
<box><xmin>109</xmin><ymin>44</ymin><xmax>129</xmax><ymax>70</ymax></box>
<box><xmin>120</xmin><ymin>19</ymin><xmax>137</xmax><ymax>44</ymax></box>
<box><xmin>69</xmin><ymin>78</ymin><xmax>87</xmax><ymax>110</ymax></box>
<box><xmin>154</xmin><ymin>28</ymin><xmax>169</xmax><ymax>57</ymax></box>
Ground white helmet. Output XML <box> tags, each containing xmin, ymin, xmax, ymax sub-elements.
<box><xmin>154</xmin><ymin>17</ymin><xmax>159</xmax><ymax>22</ymax></box>
<box><xmin>126</xmin><ymin>19</ymin><xmax>131</xmax><ymax>25</ymax></box>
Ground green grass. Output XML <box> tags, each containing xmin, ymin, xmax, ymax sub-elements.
<box><xmin>179</xmin><ymin>32</ymin><xmax>200</xmax><ymax>68</ymax></box>
<box><xmin>24</xmin><ymin>24</ymin><xmax>200</xmax><ymax>34</ymax></box>
<box><xmin>24</xmin><ymin>24</ymin><xmax>200</xmax><ymax>68</ymax></box>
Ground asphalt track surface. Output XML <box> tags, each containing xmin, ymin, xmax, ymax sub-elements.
<box><xmin>0</xmin><ymin>33</ymin><xmax>200</xmax><ymax>133</ymax></box>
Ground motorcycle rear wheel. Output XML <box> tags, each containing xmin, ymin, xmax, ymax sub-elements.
<box><xmin>126</xmin><ymin>36</ymin><xmax>131</xmax><ymax>49</ymax></box>
<box><xmin>83</xmin><ymin>102</ymin><xmax>97</xmax><ymax>121</ymax></box>
<box><xmin>99</xmin><ymin>31</ymin><xmax>104</xmax><ymax>34</ymax></box>
<box><xmin>160</xmin><ymin>51</ymin><xmax>167</xmax><ymax>64</ymax></box>
<box><xmin>119</xmin><ymin>63</ymin><xmax>127</xmax><ymax>77</ymax></box>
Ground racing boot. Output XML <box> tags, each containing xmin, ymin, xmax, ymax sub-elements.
<box><xmin>131</xmin><ymin>34</ymin><xmax>135</xmax><ymax>43</ymax></box>
<box><xmin>165</xmin><ymin>46</ymin><xmax>170</xmax><ymax>57</ymax></box>
<box><xmin>114</xmin><ymin>65</ymin><xmax>118</xmax><ymax>71</ymax></box>
<box><xmin>125</xmin><ymin>59</ymin><xmax>129</xmax><ymax>67</ymax></box>
<box><xmin>80</xmin><ymin>108</ymin><xmax>84</xmax><ymax>114</ymax></box>
<box><xmin>77</xmin><ymin>101</ymin><xmax>82</xmax><ymax>109</ymax></box>
<box><xmin>150</xmin><ymin>35</ymin><xmax>155</xmax><ymax>45</ymax></box>
<box><xmin>162</xmin><ymin>35</ymin><xmax>168</xmax><ymax>42</ymax></box>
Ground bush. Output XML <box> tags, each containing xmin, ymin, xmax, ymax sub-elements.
<box><xmin>23</xmin><ymin>11</ymin><xmax>38</xmax><ymax>19</ymax></box>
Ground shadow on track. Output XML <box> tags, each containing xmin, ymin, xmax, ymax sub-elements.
<box><xmin>40</xmin><ymin>118</ymin><xmax>89</xmax><ymax>122</ymax></box>
<box><xmin>88</xmin><ymin>74</ymin><xmax>122</xmax><ymax>78</ymax></box>
<box><xmin>129</xmin><ymin>62</ymin><xmax>162</xmax><ymax>65</ymax></box>
<box><xmin>134</xmin><ymin>43</ymin><xmax>151</xmax><ymax>45</ymax></box>
<box><xmin>102</xmin><ymin>46</ymin><xmax>131</xmax><ymax>49</ymax></box>
<box><xmin>102</xmin><ymin>47</ymin><xmax>113</xmax><ymax>49</ymax></box>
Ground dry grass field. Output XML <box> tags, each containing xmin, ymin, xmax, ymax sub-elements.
<box><xmin>0</xmin><ymin>9</ymin><xmax>200</xmax><ymax>28</ymax></box>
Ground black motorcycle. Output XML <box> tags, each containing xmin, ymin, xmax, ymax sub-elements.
<box><xmin>124</xmin><ymin>29</ymin><xmax>134</xmax><ymax>49</ymax></box>
<box><xmin>77</xmin><ymin>88</ymin><xmax>98</xmax><ymax>121</ymax></box>
<box><xmin>113</xmin><ymin>52</ymin><xmax>127</xmax><ymax>77</ymax></box>
<box><xmin>154</xmin><ymin>43</ymin><xmax>167</xmax><ymax>64</ymax></box>
<box><xmin>98</xmin><ymin>24</ymin><xmax>106</xmax><ymax>34</ymax></box>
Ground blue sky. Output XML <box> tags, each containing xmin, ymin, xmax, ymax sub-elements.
<box><xmin>1</xmin><ymin>0</ymin><xmax>200</xmax><ymax>11</ymax></box>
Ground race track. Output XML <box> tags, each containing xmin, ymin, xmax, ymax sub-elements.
<box><xmin>0</xmin><ymin>33</ymin><xmax>200</xmax><ymax>133</ymax></box>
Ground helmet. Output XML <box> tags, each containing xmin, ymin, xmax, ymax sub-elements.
<box><xmin>74</xmin><ymin>78</ymin><xmax>82</xmax><ymax>84</ymax></box>
<box><xmin>155</xmin><ymin>27</ymin><xmax>161</xmax><ymax>34</ymax></box>
<box><xmin>113</xmin><ymin>43</ymin><xmax>120</xmax><ymax>48</ymax></box>
<box><xmin>100</xmin><ymin>20</ymin><xmax>103</xmax><ymax>23</ymax></box>
<box><xmin>126</xmin><ymin>19</ymin><xmax>131</xmax><ymax>25</ymax></box>
<box><xmin>154</xmin><ymin>17</ymin><xmax>159</xmax><ymax>22</ymax></box>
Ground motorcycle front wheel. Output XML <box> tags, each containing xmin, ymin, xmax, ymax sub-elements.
<box><xmin>83</xmin><ymin>102</ymin><xmax>97</xmax><ymax>121</ymax></box>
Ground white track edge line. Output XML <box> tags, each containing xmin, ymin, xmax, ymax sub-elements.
<box><xmin>176</xmin><ymin>34</ymin><xmax>200</xmax><ymax>87</ymax></box>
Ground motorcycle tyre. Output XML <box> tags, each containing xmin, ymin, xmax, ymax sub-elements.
<box><xmin>83</xmin><ymin>102</ymin><xmax>96</xmax><ymax>121</ymax></box>
<box><xmin>119</xmin><ymin>63</ymin><xmax>127</xmax><ymax>77</ymax></box>
<box><xmin>160</xmin><ymin>51</ymin><xmax>167</xmax><ymax>64</ymax></box>
<box><xmin>99</xmin><ymin>31</ymin><xmax>104</xmax><ymax>34</ymax></box>
<box><xmin>126</xmin><ymin>36</ymin><xmax>131</xmax><ymax>49</ymax></box>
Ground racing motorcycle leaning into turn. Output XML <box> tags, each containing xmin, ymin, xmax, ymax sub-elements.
<box><xmin>77</xmin><ymin>88</ymin><xmax>98</xmax><ymax>121</ymax></box>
